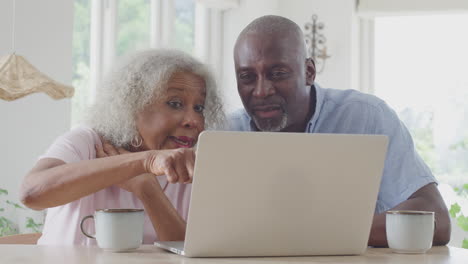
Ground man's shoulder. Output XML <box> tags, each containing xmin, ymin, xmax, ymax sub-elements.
<box><xmin>322</xmin><ymin>87</ymin><xmax>386</xmax><ymax>110</ymax></box>
<box><xmin>226</xmin><ymin>108</ymin><xmax>251</xmax><ymax>131</ymax></box>
<box><xmin>313</xmin><ymin>86</ymin><xmax>400</xmax><ymax>133</ymax></box>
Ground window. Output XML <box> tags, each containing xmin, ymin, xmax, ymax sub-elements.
<box><xmin>72</xmin><ymin>0</ymin><xmax>196</xmax><ymax>126</ymax></box>
<box><xmin>174</xmin><ymin>0</ymin><xmax>195</xmax><ymax>54</ymax></box>
<box><xmin>372</xmin><ymin>14</ymin><xmax>468</xmax><ymax>246</ymax></box>
<box><xmin>116</xmin><ymin>0</ymin><xmax>151</xmax><ymax>57</ymax></box>
<box><xmin>71</xmin><ymin>0</ymin><xmax>91</xmax><ymax>126</ymax></box>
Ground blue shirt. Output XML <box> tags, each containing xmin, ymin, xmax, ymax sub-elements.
<box><xmin>227</xmin><ymin>84</ymin><xmax>436</xmax><ymax>213</ymax></box>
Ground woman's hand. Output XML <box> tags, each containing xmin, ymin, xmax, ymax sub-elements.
<box><xmin>96</xmin><ymin>139</ymin><xmax>161</xmax><ymax>195</ymax></box>
<box><xmin>95</xmin><ymin>137</ymin><xmax>131</xmax><ymax>157</ymax></box>
<box><xmin>144</xmin><ymin>148</ymin><xmax>196</xmax><ymax>184</ymax></box>
<box><xmin>96</xmin><ymin>138</ymin><xmax>195</xmax><ymax>186</ymax></box>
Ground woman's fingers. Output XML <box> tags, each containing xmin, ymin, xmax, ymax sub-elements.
<box><xmin>147</xmin><ymin>148</ymin><xmax>196</xmax><ymax>184</ymax></box>
<box><xmin>174</xmin><ymin>149</ymin><xmax>196</xmax><ymax>183</ymax></box>
<box><xmin>174</xmin><ymin>158</ymin><xmax>190</xmax><ymax>184</ymax></box>
<box><xmin>102</xmin><ymin>141</ymin><xmax>119</xmax><ymax>156</ymax></box>
<box><xmin>117</xmin><ymin>147</ymin><xmax>131</xmax><ymax>155</ymax></box>
<box><xmin>96</xmin><ymin>140</ymin><xmax>128</xmax><ymax>158</ymax></box>
<box><xmin>95</xmin><ymin>144</ymin><xmax>107</xmax><ymax>158</ymax></box>
<box><xmin>163</xmin><ymin>160</ymin><xmax>179</xmax><ymax>183</ymax></box>
<box><xmin>100</xmin><ymin>135</ymin><xmax>130</xmax><ymax>156</ymax></box>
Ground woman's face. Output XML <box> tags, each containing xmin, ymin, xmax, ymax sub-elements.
<box><xmin>135</xmin><ymin>71</ymin><xmax>207</xmax><ymax>151</ymax></box>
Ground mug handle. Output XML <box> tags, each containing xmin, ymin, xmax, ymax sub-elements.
<box><xmin>80</xmin><ymin>215</ymin><xmax>96</xmax><ymax>239</ymax></box>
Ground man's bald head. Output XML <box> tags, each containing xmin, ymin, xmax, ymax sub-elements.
<box><xmin>235</xmin><ymin>15</ymin><xmax>308</xmax><ymax>59</ymax></box>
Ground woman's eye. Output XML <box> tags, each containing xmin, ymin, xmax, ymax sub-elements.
<box><xmin>194</xmin><ymin>105</ymin><xmax>205</xmax><ymax>113</ymax></box>
<box><xmin>167</xmin><ymin>101</ymin><xmax>183</xmax><ymax>109</ymax></box>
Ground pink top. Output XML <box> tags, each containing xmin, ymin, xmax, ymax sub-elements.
<box><xmin>37</xmin><ymin>126</ymin><xmax>192</xmax><ymax>245</ymax></box>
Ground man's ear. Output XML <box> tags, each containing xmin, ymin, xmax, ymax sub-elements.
<box><xmin>305</xmin><ymin>58</ymin><xmax>316</xmax><ymax>86</ymax></box>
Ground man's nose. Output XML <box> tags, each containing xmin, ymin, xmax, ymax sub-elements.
<box><xmin>252</xmin><ymin>76</ymin><xmax>275</xmax><ymax>98</ymax></box>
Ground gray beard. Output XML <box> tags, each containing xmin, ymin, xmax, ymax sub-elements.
<box><xmin>253</xmin><ymin>113</ymin><xmax>288</xmax><ymax>132</ymax></box>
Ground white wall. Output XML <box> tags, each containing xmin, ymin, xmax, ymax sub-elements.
<box><xmin>221</xmin><ymin>0</ymin><xmax>359</xmax><ymax>112</ymax></box>
<box><xmin>222</xmin><ymin>0</ymin><xmax>280</xmax><ymax>112</ymax></box>
<box><xmin>0</xmin><ymin>0</ymin><xmax>73</xmax><ymax>231</ymax></box>
<box><xmin>279</xmin><ymin>0</ymin><xmax>359</xmax><ymax>91</ymax></box>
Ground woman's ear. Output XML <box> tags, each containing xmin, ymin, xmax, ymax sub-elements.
<box><xmin>305</xmin><ymin>58</ymin><xmax>316</xmax><ymax>86</ymax></box>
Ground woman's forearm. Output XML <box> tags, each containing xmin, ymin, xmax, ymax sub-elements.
<box><xmin>136</xmin><ymin>178</ymin><xmax>186</xmax><ymax>241</ymax></box>
<box><xmin>20</xmin><ymin>152</ymin><xmax>151</xmax><ymax>210</ymax></box>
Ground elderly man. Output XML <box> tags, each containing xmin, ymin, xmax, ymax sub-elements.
<box><xmin>228</xmin><ymin>15</ymin><xmax>450</xmax><ymax>247</ymax></box>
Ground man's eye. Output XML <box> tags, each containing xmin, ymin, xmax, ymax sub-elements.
<box><xmin>271</xmin><ymin>71</ymin><xmax>287</xmax><ymax>79</ymax></box>
<box><xmin>239</xmin><ymin>72</ymin><xmax>255</xmax><ymax>82</ymax></box>
<box><xmin>194</xmin><ymin>104</ymin><xmax>205</xmax><ymax>113</ymax></box>
<box><xmin>167</xmin><ymin>101</ymin><xmax>183</xmax><ymax>109</ymax></box>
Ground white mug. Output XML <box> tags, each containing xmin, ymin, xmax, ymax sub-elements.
<box><xmin>386</xmin><ymin>210</ymin><xmax>435</xmax><ymax>254</ymax></box>
<box><xmin>80</xmin><ymin>209</ymin><xmax>144</xmax><ymax>252</ymax></box>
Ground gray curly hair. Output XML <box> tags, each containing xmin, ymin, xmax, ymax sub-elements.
<box><xmin>85</xmin><ymin>49</ymin><xmax>225</xmax><ymax>148</ymax></box>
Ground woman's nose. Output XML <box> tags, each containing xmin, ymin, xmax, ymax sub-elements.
<box><xmin>182</xmin><ymin>111</ymin><xmax>204</xmax><ymax>130</ymax></box>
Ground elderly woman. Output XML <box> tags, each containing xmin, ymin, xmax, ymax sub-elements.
<box><xmin>19</xmin><ymin>49</ymin><xmax>224</xmax><ymax>245</ymax></box>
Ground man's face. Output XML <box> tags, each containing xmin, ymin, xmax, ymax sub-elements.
<box><xmin>234</xmin><ymin>33</ymin><xmax>315</xmax><ymax>132</ymax></box>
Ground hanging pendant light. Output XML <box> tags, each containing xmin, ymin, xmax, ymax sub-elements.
<box><xmin>0</xmin><ymin>0</ymin><xmax>74</xmax><ymax>101</ymax></box>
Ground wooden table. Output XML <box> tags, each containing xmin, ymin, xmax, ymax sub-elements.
<box><xmin>1</xmin><ymin>245</ymin><xmax>467</xmax><ymax>264</ymax></box>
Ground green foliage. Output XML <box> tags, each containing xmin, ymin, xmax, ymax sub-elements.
<box><xmin>458</xmin><ymin>215</ymin><xmax>468</xmax><ymax>232</ymax></box>
<box><xmin>6</xmin><ymin>200</ymin><xmax>25</xmax><ymax>209</ymax></box>
<box><xmin>116</xmin><ymin>0</ymin><xmax>150</xmax><ymax>56</ymax></box>
<box><xmin>448</xmin><ymin>140</ymin><xmax>468</xmax><ymax>248</ymax></box>
<box><xmin>399</xmin><ymin>108</ymin><xmax>468</xmax><ymax>249</ymax></box>
<box><xmin>450</xmin><ymin>203</ymin><xmax>461</xmax><ymax>218</ymax></box>
<box><xmin>0</xmin><ymin>188</ymin><xmax>43</xmax><ymax>237</ymax></box>
<box><xmin>0</xmin><ymin>188</ymin><xmax>22</xmax><ymax>237</ymax></box>
<box><xmin>400</xmin><ymin>107</ymin><xmax>468</xmax><ymax>182</ymax></box>
<box><xmin>25</xmin><ymin>217</ymin><xmax>43</xmax><ymax>233</ymax></box>
<box><xmin>0</xmin><ymin>216</ymin><xmax>17</xmax><ymax>237</ymax></box>
<box><xmin>452</xmin><ymin>188</ymin><xmax>468</xmax><ymax>233</ymax></box>
<box><xmin>412</xmin><ymin>126</ymin><xmax>437</xmax><ymax>171</ymax></box>
<box><xmin>453</xmin><ymin>184</ymin><xmax>468</xmax><ymax>197</ymax></box>
<box><xmin>450</xmin><ymin>138</ymin><xmax>468</xmax><ymax>151</ymax></box>
<box><xmin>450</xmin><ymin>186</ymin><xmax>468</xmax><ymax>249</ymax></box>
<box><xmin>463</xmin><ymin>239</ymin><xmax>468</xmax><ymax>249</ymax></box>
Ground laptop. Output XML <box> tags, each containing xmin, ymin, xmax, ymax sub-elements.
<box><xmin>155</xmin><ymin>131</ymin><xmax>388</xmax><ymax>257</ymax></box>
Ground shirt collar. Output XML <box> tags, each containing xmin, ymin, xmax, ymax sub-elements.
<box><xmin>305</xmin><ymin>83</ymin><xmax>324</xmax><ymax>133</ymax></box>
